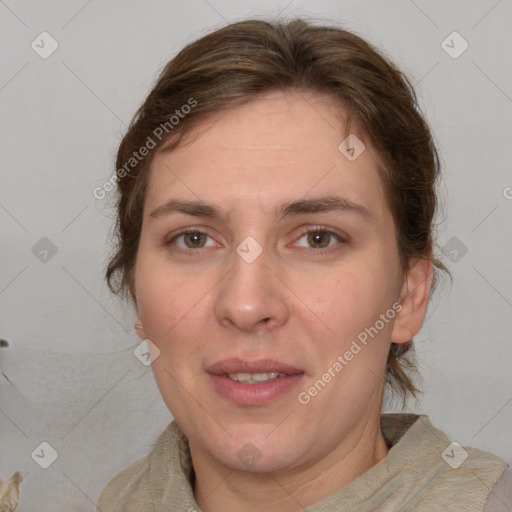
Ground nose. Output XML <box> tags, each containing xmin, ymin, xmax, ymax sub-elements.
<box><xmin>214</xmin><ymin>241</ymin><xmax>290</xmax><ymax>334</ymax></box>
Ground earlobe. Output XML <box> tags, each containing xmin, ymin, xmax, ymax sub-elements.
<box><xmin>134</xmin><ymin>311</ymin><xmax>147</xmax><ymax>339</ymax></box>
<box><xmin>391</xmin><ymin>258</ymin><xmax>433</xmax><ymax>345</ymax></box>
<box><xmin>132</xmin><ymin>285</ymin><xmax>147</xmax><ymax>339</ymax></box>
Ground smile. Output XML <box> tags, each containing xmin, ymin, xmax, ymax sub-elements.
<box><xmin>226</xmin><ymin>371</ymin><xmax>287</xmax><ymax>383</ymax></box>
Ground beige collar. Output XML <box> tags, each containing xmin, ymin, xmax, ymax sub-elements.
<box><xmin>98</xmin><ymin>413</ymin><xmax>508</xmax><ymax>511</ymax></box>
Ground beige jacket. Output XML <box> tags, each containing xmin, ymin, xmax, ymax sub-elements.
<box><xmin>96</xmin><ymin>414</ymin><xmax>511</xmax><ymax>511</ymax></box>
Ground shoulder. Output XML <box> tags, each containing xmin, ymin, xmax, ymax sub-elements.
<box><xmin>483</xmin><ymin>465</ymin><xmax>512</xmax><ymax>511</ymax></box>
<box><xmin>96</xmin><ymin>421</ymin><xmax>182</xmax><ymax>512</ymax></box>
<box><xmin>96</xmin><ymin>455</ymin><xmax>151</xmax><ymax>512</ymax></box>
<box><xmin>380</xmin><ymin>413</ymin><xmax>510</xmax><ymax>510</ymax></box>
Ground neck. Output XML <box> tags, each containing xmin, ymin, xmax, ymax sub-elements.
<box><xmin>191</xmin><ymin>412</ymin><xmax>389</xmax><ymax>512</ymax></box>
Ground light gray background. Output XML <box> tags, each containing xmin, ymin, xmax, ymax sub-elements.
<box><xmin>1</xmin><ymin>1</ymin><xmax>511</xmax><ymax>510</ymax></box>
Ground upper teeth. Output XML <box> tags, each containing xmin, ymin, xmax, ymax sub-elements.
<box><xmin>227</xmin><ymin>372</ymin><xmax>286</xmax><ymax>383</ymax></box>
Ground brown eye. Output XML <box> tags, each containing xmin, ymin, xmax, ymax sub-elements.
<box><xmin>183</xmin><ymin>232</ymin><xmax>207</xmax><ymax>248</ymax></box>
<box><xmin>293</xmin><ymin>227</ymin><xmax>346</xmax><ymax>253</ymax></box>
<box><xmin>165</xmin><ymin>229</ymin><xmax>216</xmax><ymax>250</ymax></box>
<box><xmin>307</xmin><ymin>230</ymin><xmax>332</xmax><ymax>249</ymax></box>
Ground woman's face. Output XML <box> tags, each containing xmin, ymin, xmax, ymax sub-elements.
<box><xmin>134</xmin><ymin>90</ymin><xmax>430</xmax><ymax>473</ymax></box>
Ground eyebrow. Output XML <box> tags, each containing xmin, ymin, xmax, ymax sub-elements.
<box><xmin>149</xmin><ymin>195</ymin><xmax>373</xmax><ymax>223</ymax></box>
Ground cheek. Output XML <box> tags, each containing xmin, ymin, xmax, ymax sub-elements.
<box><xmin>134</xmin><ymin>251</ymin><xmax>200</xmax><ymax>343</ymax></box>
<box><xmin>296</xmin><ymin>264</ymin><xmax>397</xmax><ymax>359</ymax></box>
<box><xmin>300</xmin><ymin>271</ymin><xmax>394</xmax><ymax>399</ymax></box>
<box><xmin>134</xmin><ymin>251</ymin><xmax>217</xmax><ymax>379</ymax></box>
<box><xmin>297</xmin><ymin>268</ymin><xmax>380</xmax><ymax>326</ymax></box>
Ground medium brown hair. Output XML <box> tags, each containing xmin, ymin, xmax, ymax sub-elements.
<box><xmin>105</xmin><ymin>17</ymin><xmax>450</xmax><ymax>404</ymax></box>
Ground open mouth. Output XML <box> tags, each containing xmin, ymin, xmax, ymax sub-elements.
<box><xmin>225</xmin><ymin>371</ymin><xmax>288</xmax><ymax>384</ymax></box>
<box><xmin>206</xmin><ymin>359</ymin><xmax>305</xmax><ymax>405</ymax></box>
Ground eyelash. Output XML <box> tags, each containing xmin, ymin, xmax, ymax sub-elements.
<box><xmin>164</xmin><ymin>226</ymin><xmax>347</xmax><ymax>255</ymax></box>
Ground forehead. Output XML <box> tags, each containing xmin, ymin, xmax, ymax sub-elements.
<box><xmin>165</xmin><ymin>90</ymin><xmax>356</xmax><ymax>161</ymax></box>
<box><xmin>145</xmin><ymin>90</ymin><xmax>390</xmax><ymax>226</ymax></box>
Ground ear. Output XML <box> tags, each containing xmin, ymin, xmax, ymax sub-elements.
<box><xmin>391</xmin><ymin>257</ymin><xmax>433</xmax><ymax>344</ymax></box>
<box><xmin>131</xmin><ymin>281</ymin><xmax>148</xmax><ymax>339</ymax></box>
<box><xmin>134</xmin><ymin>304</ymin><xmax>148</xmax><ymax>340</ymax></box>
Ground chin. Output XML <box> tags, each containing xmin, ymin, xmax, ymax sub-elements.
<box><xmin>215</xmin><ymin>431</ymin><xmax>305</xmax><ymax>474</ymax></box>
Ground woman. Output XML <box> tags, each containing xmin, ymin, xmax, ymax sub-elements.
<box><xmin>97</xmin><ymin>17</ymin><xmax>511</xmax><ymax>511</ymax></box>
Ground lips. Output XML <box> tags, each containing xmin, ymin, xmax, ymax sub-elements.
<box><xmin>205</xmin><ymin>358</ymin><xmax>304</xmax><ymax>376</ymax></box>
<box><xmin>206</xmin><ymin>358</ymin><xmax>305</xmax><ymax>406</ymax></box>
